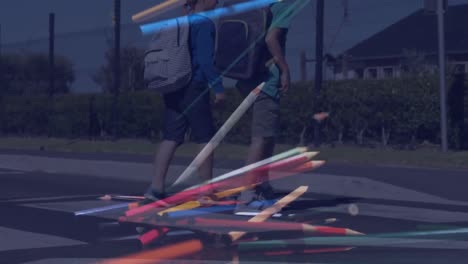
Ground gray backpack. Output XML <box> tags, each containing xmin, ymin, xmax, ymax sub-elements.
<box><xmin>144</xmin><ymin>16</ymin><xmax>192</xmax><ymax>93</ymax></box>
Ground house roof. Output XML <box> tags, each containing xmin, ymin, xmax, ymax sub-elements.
<box><xmin>344</xmin><ymin>4</ymin><xmax>468</xmax><ymax>60</ymax></box>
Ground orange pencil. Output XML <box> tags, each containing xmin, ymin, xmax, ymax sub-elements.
<box><xmin>100</xmin><ymin>239</ymin><xmax>203</xmax><ymax>264</ymax></box>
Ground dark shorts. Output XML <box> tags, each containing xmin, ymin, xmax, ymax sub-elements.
<box><xmin>236</xmin><ymin>74</ymin><xmax>280</xmax><ymax>139</ymax></box>
<box><xmin>252</xmin><ymin>92</ymin><xmax>280</xmax><ymax>138</ymax></box>
<box><xmin>162</xmin><ymin>81</ymin><xmax>215</xmax><ymax>145</ymax></box>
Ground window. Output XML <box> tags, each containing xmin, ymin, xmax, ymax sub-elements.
<box><xmin>356</xmin><ymin>69</ymin><xmax>364</xmax><ymax>79</ymax></box>
<box><xmin>383</xmin><ymin>67</ymin><xmax>394</xmax><ymax>78</ymax></box>
<box><xmin>364</xmin><ymin>66</ymin><xmax>401</xmax><ymax>79</ymax></box>
<box><xmin>448</xmin><ymin>61</ymin><xmax>468</xmax><ymax>74</ymax></box>
<box><xmin>365</xmin><ymin>68</ymin><xmax>378</xmax><ymax>79</ymax></box>
<box><xmin>453</xmin><ymin>63</ymin><xmax>466</xmax><ymax>74</ymax></box>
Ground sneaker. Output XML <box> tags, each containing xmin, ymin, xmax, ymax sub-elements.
<box><xmin>144</xmin><ymin>187</ymin><xmax>166</xmax><ymax>201</ymax></box>
<box><xmin>136</xmin><ymin>188</ymin><xmax>167</xmax><ymax>234</ymax></box>
<box><xmin>140</xmin><ymin>187</ymin><xmax>169</xmax><ymax>206</ymax></box>
<box><xmin>235</xmin><ymin>184</ymin><xmax>278</xmax><ymax>214</ymax></box>
<box><xmin>255</xmin><ymin>182</ymin><xmax>276</xmax><ymax>200</ymax></box>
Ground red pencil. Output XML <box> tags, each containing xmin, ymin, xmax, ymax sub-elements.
<box><xmin>291</xmin><ymin>160</ymin><xmax>326</xmax><ymax>173</ymax></box>
<box><xmin>122</xmin><ymin>161</ymin><xmax>326</xmax><ymax>224</ymax></box>
<box><xmin>138</xmin><ymin>227</ymin><xmax>170</xmax><ymax>247</ymax></box>
<box><xmin>124</xmin><ymin>181</ymin><xmax>224</xmax><ymax>217</ymax></box>
<box><xmin>124</xmin><ymin>156</ymin><xmax>323</xmax><ymax>218</ymax></box>
<box><xmin>174</xmin><ymin>217</ymin><xmax>361</xmax><ymax>235</ymax></box>
<box><xmin>253</xmin><ymin>152</ymin><xmax>317</xmax><ymax>173</ymax></box>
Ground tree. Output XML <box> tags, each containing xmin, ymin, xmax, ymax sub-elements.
<box><xmin>0</xmin><ymin>53</ymin><xmax>74</xmax><ymax>95</ymax></box>
<box><xmin>93</xmin><ymin>45</ymin><xmax>146</xmax><ymax>93</ymax></box>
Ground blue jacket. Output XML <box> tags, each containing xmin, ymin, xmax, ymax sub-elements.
<box><xmin>188</xmin><ymin>14</ymin><xmax>224</xmax><ymax>94</ymax></box>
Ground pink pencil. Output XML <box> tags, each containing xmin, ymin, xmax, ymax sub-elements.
<box><xmin>123</xmin><ymin>159</ymin><xmax>324</xmax><ymax>220</ymax></box>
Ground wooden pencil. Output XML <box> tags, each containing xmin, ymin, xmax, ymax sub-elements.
<box><xmin>229</xmin><ymin>186</ymin><xmax>309</xmax><ymax>242</ymax></box>
<box><xmin>132</xmin><ymin>0</ymin><xmax>185</xmax><ymax>23</ymax></box>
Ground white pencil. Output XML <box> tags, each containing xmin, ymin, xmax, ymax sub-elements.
<box><xmin>171</xmin><ymin>83</ymin><xmax>265</xmax><ymax>187</ymax></box>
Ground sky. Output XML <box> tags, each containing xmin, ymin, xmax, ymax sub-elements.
<box><xmin>1</xmin><ymin>0</ymin><xmax>468</xmax><ymax>92</ymax></box>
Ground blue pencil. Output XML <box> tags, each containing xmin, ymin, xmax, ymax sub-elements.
<box><xmin>164</xmin><ymin>205</ymin><xmax>236</xmax><ymax>219</ymax></box>
<box><xmin>74</xmin><ymin>203</ymin><xmax>129</xmax><ymax>216</ymax></box>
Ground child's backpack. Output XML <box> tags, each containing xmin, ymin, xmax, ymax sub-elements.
<box><xmin>144</xmin><ymin>16</ymin><xmax>192</xmax><ymax>93</ymax></box>
<box><xmin>214</xmin><ymin>0</ymin><xmax>272</xmax><ymax>80</ymax></box>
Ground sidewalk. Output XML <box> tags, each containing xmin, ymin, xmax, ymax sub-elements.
<box><xmin>1</xmin><ymin>148</ymin><xmax>468</xmax><ymax>204</ymax></box>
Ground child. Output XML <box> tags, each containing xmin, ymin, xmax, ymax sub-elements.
<box><xmin>236</xmin><ymin>0</ymin><xmax>298</xmax><ymax>211</ymax></box>
<box><xmin>145</xmin><ymin>0</ymin><xmax>225</xmax><ymax>201</ymax></box>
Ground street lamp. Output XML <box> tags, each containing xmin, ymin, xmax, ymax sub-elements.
<box><xmin>436</xmin><ymin>0</ymin><xmax>448</xmax><ymax>152</ymax></box>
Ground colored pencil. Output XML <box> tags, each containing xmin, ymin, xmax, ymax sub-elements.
<box><xmin>167</xmin><ymin>159</ymin><xmax>325</xmax><ymax>220</ymax></box>
<box><xmin>229</xmin><ymin>186</ymin><xmax>309</xmax><ymax>242</ymax></box>
<box><xmin>183</xmin><ymin>217</ymin><xmax>362</xmax><ymax>235</ymax></box>
<box><xmin>124</xmin><ymin>158</ymin><xmax>324</xmax><ymax>220</ymax></box>
<box><xmin>164</xmin><ymin>204</ymin><xmax>237</xmax><ymax>219</ymax></box>
<box><xmin>132</xmin><ymin>0</ymin><xmax>185</xmax><ymax>23</ymax></box>
<box><xmin>99</xmin><ymin>195</ymin><xmax>145</xmax><ymax>201</ymax></box>
<box><xmin>74</xmin><ymin>203</ymin><xmax>129</xmax><ymax>216</ymax></box>
<box><xmin>186</xmin><ymin>147</ymin><xmax>308</xmax><ymax>190</ymax></box>
<box><xmin>172</xmin><ymin>84</ymin><xmax>263</xmax><ymax>188</ymax></box>
<box><xmin>124</xmin><ymin>150</ymin><xmax>312</xmax><ymax>217</ymax></box>
<box><xmin>252</xmin><ymin>152</ymin><xmax>318</xmax><ymax>173</ymax></box>
<box><xmin>2</xmin><ymin>194</ymin><xmax>101</xmax><ymax>204</ymax></box>
<box><xmin>261</xmin><ymin>247</ymin><xmax>354</xmax><ymax>256</ymax></box>
<box><xmin>291</xmin><ymin>160</ymin><xmax>326</xmax><ymax>173</ymax></box>
<box><xmin>125</xmin><ymin>84</ymin><xmax>265</xmax><ymax>217</ymax></box>
<box><xmin>234</xmin><ymin>211</ymin><xmax>283</xmax><ymax>218</ymax></box>
<box><xmin>157</xmin><ymin>184</ymin><xmax>254</xmax><ymax>216</ymax></box>
<box><xmin>128</xmin><ymin>161</ymin><xmax>324</xmax><ymax>245</ymax></box>
<box><xmin>238</xmin><ymin>236</ymin><xmax>468</xmax><ymax>250</ymax></box>
<box><xmin>124</xmin><ymin>182</ymin><xmax>224</xmax><ymax>217</ymax></box>
<box><xmin>101</xmin><ymin>239</ymin><xmax>203</xmax><ymax>264</ymax></box>
<box><xmin>138</xmin><ymin>227</ymin><xmax>170</xmax><ymax>247</ymax></box>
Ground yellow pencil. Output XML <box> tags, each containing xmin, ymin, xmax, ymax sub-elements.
<box><xmin>157</xmin><ymin>184</ymin><xmax>255</xmax><ymax>216</ymax></box>
<box><xmin>229</xmin><ymin>186</ymin><xmax>308</xmax><ymax>242</ymax></box>
<box><xmin>132</xmin><ymin>0</ymin><xmax>186</xmax><ymax>23</ymax></box>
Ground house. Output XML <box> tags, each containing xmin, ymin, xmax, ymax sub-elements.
<box><xmin>333</xmin><ymin>4</ymin><xmax>468</xmax><ymax>80</ymax></box>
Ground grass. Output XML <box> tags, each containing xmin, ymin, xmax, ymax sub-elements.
<box><xmin>0</xmin><ymin>136</ymin><xmax>467</xmax><ymax>170</ymax></box>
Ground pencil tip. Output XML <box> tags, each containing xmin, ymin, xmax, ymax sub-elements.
<box><xmin>304</xmin><ymin>152</ymin><xmax>319</xmax><ymax>159</ymax></box>
<box><xmin>296</xmin><ymin>146</ymin><xmax>308</xmax><ymax>152</ymax></box>
<box><xmin>99</xmin><ymin>194</ymin><xmax>112</xmax><ymax>201</ymax></box>
<box><xmin>347</xmin><ymin>229</ymin><xmax>365</xmax><ymax>236</ymax></box>
<box><xmin>312</xmin><ymin>160</ymin><xmax>326</xmax><ymax>167</ymax></box>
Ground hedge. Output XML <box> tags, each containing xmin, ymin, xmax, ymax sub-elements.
<box><xmin>1</xmin><ymin>77</ymin><xmax>466</xmax><ymax>149</ymax></box>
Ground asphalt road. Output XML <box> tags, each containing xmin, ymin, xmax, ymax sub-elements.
<box><xmin>1</xmin><ymin>151</ymin><xmax>468</xmax><ymax>264</ymax></box>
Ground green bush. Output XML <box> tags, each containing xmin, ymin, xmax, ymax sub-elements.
<box><xmin>1</xmin><ymin>77</ymin><xmax>467</xmax><ymax>149</ymax></box>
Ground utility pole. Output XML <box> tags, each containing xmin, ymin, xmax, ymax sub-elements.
<box><xmin>49</xmin><ymin>13</ymin><xmax>55</xmax><ymax>97</ymax></box>
<box><xmin>313</xmin><ymin>0</ymin><xmax>325</xmax><ymax>147</ymax></box>
<box><xmin>0</xmin><ymin>24</ymin><xmax>2</xmax><ymax>59</ymax></box>
<box><xmin>437</xmin><ymin>0</ymin><xmax>448</xmax><ymax>152</ymax></box>
<box><xmin>0</xmin><ymin>24</ymin><xmax>3</xmax><ymax>135</ymax></box>
<box><xmin>114</xmin><ymin>0</ymin><xmax>121</xmax><ymax>96</ymax></box>
<box><xmin>111</xmin><ymin>0</ymin><xmax>121</xmax><ymax>139</ymax></box>
<box><xmin>300</xmin><ymin>51</ymin><xmax>315</xmax><ymax>81</ymax></box>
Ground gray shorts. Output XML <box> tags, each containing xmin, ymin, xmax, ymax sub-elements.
<box><xmin>252</xmin><ymin>92</ymin><xmax>280</xmax><ymax>138</ymax></box>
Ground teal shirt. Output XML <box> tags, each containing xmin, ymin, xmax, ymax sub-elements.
<box><xmin>237</xmin><ymin>1</ymin><xmax>298</xmax><ymax>100</ymax></box>
<box><xmin>262</xmin><ymin>1</ymin><xmax>298</xmax><ymax>100</ymax></box>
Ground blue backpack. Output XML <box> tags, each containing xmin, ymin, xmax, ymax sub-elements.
<box><xmin>214</xmin><ymin>0</ymin><xmax>272</xmax><ymax>80</ymax></box>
